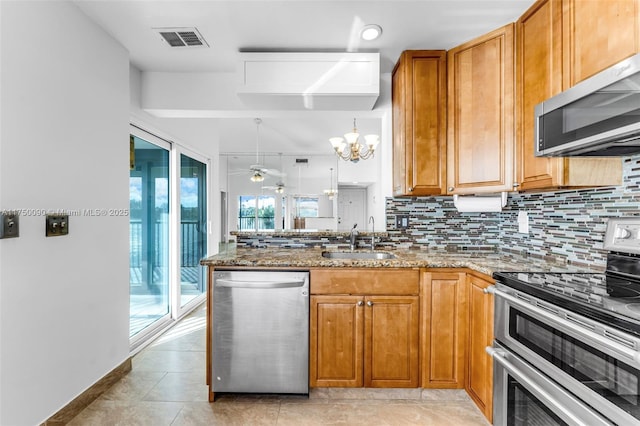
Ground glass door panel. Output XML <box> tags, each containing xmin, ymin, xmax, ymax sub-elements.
<box><xmin>180</xmin><ymin>154</ymin><xmax>207</xmax><ymax>307</ymax></box>
<box><xmin>129</xmin><ymin>136</ymin><xmax>170</xmax><ymax>337</ymax></box>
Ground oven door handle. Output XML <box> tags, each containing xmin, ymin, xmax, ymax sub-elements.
<box><xmin>486</xmin><ymin>346</ymin><xmax>614</xmax><ymax>426</ymax></box>
<box><xmin>488</xmin><ymin>285</ymin><xmax>640</xmax><ymax>368</ymax></box>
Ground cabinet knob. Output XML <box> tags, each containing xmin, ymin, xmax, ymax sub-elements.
<box><xmin>357</xmin><ymin>300</ymin><xmax>364</xmax><ymax>306</ymax></box>
<box><xmin>512</xmin><ymin>182</ymin><xmax>520</xmax><ymax>188</ymax></box>
<box><xmin>408</xmin><ymin>186</ymin><xmax>414</xmax><ymax>192</ymax></box>
<box><xmin>366</xmin><ymin>300</ymin><xmax>373</xmax><ymax>307</ymax></box>
<box><xmin>448</xmin><ymin>187</ymin><xmax>454</xmax><ymax>192</ymax></box>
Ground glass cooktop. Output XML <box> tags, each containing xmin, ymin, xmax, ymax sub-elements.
<box><xmin>493</xmin><ymin>271</ymin><xmax>640</xmax><ymax>338</ymax></box>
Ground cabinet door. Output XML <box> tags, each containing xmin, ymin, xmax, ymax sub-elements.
<box><xmin>421</xmin><ymin>272</ymin><xmax>467</xmax><ymax>388</ymax></box>
<box><xmin>364</xmin><ymin>295</ymin><xmax>420</xmax><ymax>388</ymax></box>
<box><xmin>392</xmin><ymin>50</ymin><xmax>447</xmax><ymax>196</ymax></box>
<box><xmin>516</xmin><ymin>0</ymin><xmax>622</xmax><ymax>191</ymax></box>
<box><xmin>310</xmin><ymin>295</ymin><xmax>364</xmax><ymax>387</ymax></box>
<box><xmin>564</xmin><ymin>0</ymin><xmax>640</xmax><ymax>86</ymax></box>
<box><xmin>466</xmin><ymin>274</ymin><xmax>494</xmax><ymax>423</ymax></box>
<box><xmin>447</xmin><ymin>24</ymin><xmax>515</xmax><ymax>194</ymax></box>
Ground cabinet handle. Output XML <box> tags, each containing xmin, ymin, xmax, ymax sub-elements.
<box><xmin>448</xmin><ymin>187</ymin><xmax>454</xmax><ymax>192</ymax></box>
<box><xmin>513</xmin><ymin>183</ymin><xmax>520</xmax><ymax>188</ymax></box>
<box><xmin>367</xmin><ymin>300</ymin><xmax>374</xmax><ymax>307</ymax></box>
<box><xmin>357</xmin><ymin>300</ymin><xmax>364</xmax><ymax>306</ymax></box>
<box><xmin>483</xmin><ymin>285</ymin><xmax>495</xmax><ymax>295</ymax></box>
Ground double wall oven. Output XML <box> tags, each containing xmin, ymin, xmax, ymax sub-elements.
<box><xmin>489</xmin><ymin>218</ymin><xmax>640</xmax><ymax>425</ymax></box>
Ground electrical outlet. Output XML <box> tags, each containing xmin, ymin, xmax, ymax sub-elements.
<box><xmin>395</xmin><ymin>214</ymin><xmax>409</xmax><ymax>229</ymax></box>
<box><xmin>46</xmin><ymin>214</ymin><xmax>69</xmax><ymax>237</ymax></box>
<box><xmin>0</xmin><ymin>212</ymin><xmax>19</xmax><ymax>239</ymax></box>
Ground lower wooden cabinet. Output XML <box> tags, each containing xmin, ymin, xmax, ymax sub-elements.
<box><xmin>309</xmin><ymin>268</ymin><xmax>421</xmax><ymax>388</ymax></box>
<box><xmin>308</xmin><ymin>267</ymin><xmax>494</xmax><ymax>422</ymax></box>
<box><xmin>310</xmin><ymin>295</ymin><xmax>364</xmax><ymax>387</ymax></box>
<box><xmin>310</xmin><ymin>294</ymin><xmax>420</xmax><ymax>388</ymax></box>
<box><xmin>466</xmin><ymin>273</ymin><xmax>495</xmax><ymax>423</ymax></box>
<box><xmin>421</xmin><ymin>271</ymin><xmax>467</xmax><ymax>388</ymax></box>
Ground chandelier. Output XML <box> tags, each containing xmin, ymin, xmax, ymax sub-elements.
<box><xmin>329</xmin><ymin>118</ymin><xmax>380</xmax><ymax>163</ymax></box>
<box><xmin>323</xmin><ymin>167</ymin><xmax>338</xmax><ymax>200</ymax></box>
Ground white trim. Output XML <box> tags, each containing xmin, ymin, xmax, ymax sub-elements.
<box><xmin>130</xmin><ymin>115</ymin><xmax>211</xmax><ymax>161</ymax></box>
<box><xmin>169</xmin><ymin>146</ymin><xmax>180</xmax><ymax>320</ymax></box>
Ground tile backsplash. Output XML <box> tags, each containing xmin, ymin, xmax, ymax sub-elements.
<box><xmin>387</xmin><ymin>155</ymin><xmax>640</xmax><ymax>268</ymax></box>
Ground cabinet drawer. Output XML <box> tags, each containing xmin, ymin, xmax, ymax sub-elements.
<box><xmin>310</xmin><ymin>269</ymin><xmax>419</xmax><ymax>295</ymax></box>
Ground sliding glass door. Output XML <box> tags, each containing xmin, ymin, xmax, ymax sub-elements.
<box><xmin>179</xmin><ymin>153</ymin><xmax>207</xmax><ymax>308</ymax></box>
<box><xmin>129</xmin><ymin>126</ymin><xmax>210</xmax><ymax>347</ymax></box>
<box><xmin>129</xmin><ymin>135</ymin><xmax>170</xmax><ymax>337</ymax></box>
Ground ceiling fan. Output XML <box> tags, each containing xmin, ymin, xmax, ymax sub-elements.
<box><xmin>243</xmin><ymin>118</ymin><xmax>285</xmax><ymax>182</ymax></box>
<box><xmin>262</xmin><ymin>181</ymin><xmax>286</xmax><ymax>193</ymax></box>
<box><xmin>261</xmin><ymin>153</ymin><xmax>286</xmax><ymax>193</ymax></box>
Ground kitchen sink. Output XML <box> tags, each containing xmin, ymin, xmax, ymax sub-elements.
<box><xmin>321</xmin><ymin>251</ymin><xmax>396</xmax><ymax>260</ymax></box>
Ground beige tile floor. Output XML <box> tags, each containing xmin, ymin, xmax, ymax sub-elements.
<box><xmin>69</xmin><ymin>304</ymin><xmax>491</xmax><ymax>425</ymax></box>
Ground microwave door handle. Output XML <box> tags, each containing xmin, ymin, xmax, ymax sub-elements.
<box><xmin>489</xmin><ymin>286</ymin><xmax>640</xmax><ymax>368</ymax></box>
<box><xmin>486</xmin><ymin>347</ymin><xmax>614</xmax><ymax>426</ymax></box>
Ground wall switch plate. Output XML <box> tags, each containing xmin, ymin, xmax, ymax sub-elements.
<box><xmin>396</xmin><ymin>214</ymin><xmax>409</xmax><ymax>229</ymax></box>
<box><xmin>517</xmin><ymin>211</ymin><xmax>529</xmax><ymax>234</ymax></box>
<box><xmin>46</xmin><ymin>214</ymin><xmax>69</xmax><ymax>237</ymax></box>
<box><xmin>0</xmin><ymin>212</ymin><xmax>19</xmax><ymax>239</ymax></box>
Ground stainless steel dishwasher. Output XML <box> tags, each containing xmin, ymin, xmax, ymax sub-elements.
<box><xmin>212</xmin><ymin>270</ymin><xmax>309</xmax><ymax>394</ymax></box>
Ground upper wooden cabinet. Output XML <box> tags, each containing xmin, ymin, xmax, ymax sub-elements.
<box><xmin>564</xmin><ymin>0</ymin><xmax>640</xmax><ymax>86</ymax></box>
<box><xmin>516</xmin><ymin>0</ymin><xmax>622</xmax><ymax>191</ymax></box>
<box><xmin>447</xmin><ymin>24</ymin><xmax>516</xmax><ymax>194</ymax></box>
<box><xmin>392</xmin><ymin>50</ymin><xmax>447</xmax><ymax>196</ymax></box>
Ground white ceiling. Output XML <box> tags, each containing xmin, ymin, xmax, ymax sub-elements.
<box><xmin>74</xmin><ymin>0</ymin><xmax>536</xmax><ymax>155</ymax></box>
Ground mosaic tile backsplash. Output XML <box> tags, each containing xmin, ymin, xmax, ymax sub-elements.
<box><xmin>386</xmin><ymin>155</ymin><xmax>640</xmax><ymax>269</ymax></box>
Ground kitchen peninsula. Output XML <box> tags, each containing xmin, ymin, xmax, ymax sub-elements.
<box><xmin>201</xmin><ymin>243</ymin><xmax>593</xmax><ymax>422</ymax></box>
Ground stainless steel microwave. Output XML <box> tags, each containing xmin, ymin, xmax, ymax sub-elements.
<box><xmin>535</xmin><ymin>53</ymin><xmax>640</xmax><ymax>157</ymax></box>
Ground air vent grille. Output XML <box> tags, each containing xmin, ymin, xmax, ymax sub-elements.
<box><xmin>155</xmin><ymin>27</ymin><xmax>209</xmax><ymax>48</ymax></box>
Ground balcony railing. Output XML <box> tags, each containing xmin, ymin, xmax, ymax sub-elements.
<box><xmin>238</xmin><ymin>216</ymin><xmax>275</xmax><ymax>231</ymax></box>
<box><xmin>130</xmin><ymin>220</ymin><xmax>204</xmax><ymax>268</ymax></box>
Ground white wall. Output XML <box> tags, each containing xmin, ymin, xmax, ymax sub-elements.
<box><xmin>0</xmin><ymin>2</ymin><xmax>130</xmax><ymax>424</ymax></box>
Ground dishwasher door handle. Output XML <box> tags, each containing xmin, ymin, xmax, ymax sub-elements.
<box><xmin>215</xmin><ymin>279</ymin><xmax>306</xmax><ymax>289</ymax></box>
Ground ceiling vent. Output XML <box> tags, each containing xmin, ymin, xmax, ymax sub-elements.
<box><xmin>155</xmin><ymin>27</ymin><xmax>209</xmax><ymax>48</ymax></box>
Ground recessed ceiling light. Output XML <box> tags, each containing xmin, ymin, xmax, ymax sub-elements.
<box><xmin>360</xmin><ymin>24</ymin><xmax>382</xmax><ymax>41</ymax></box>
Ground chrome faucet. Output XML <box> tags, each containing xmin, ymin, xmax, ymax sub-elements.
<box><xmin>369</xmin><ymin>216</ymin><xmax>375</xmax><ymax>251</ymax></box>
<box><xmin>349</xmin><ymin>223</ymin><xmax>358</xmax><ymax>251</ymax></box>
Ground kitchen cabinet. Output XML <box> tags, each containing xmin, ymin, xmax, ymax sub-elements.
<box><xmin>564</xmin><ymin>0</ymin><xmax>640</xmax><ymax>86</ymax></box>
<box><xmin>446</xmin><ymin>24</ymin><xmax>515</xmax><ymax>194</ymax></box>
<box><xmin>516</xmin><ymin>0</ymin><xmax>622</xmax><ymax>191</ymax></box>
<box><xmin>310</xmin><ymin>269</ymin><xmax>420</xmax><ymax>388</ymax></box>
<box><xmin>392</xmin><ymin>50</ymin><xmax>447</xmax><ymax>196</ymax></box>
<box><xmin>421</xmin><ymin>271</ymin><xmax>467</xmax><ymax>388</ymax></box>
<box><xmin>466</xmin><ymin>273</ymin><xmax>494</xmax><ymax>423</ymax></box>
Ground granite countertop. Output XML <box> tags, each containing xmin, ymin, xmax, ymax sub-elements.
<box><xmin>200</xmin><ymin>247</ymin><xmax>599</xmax><ymax>277</ymax></box>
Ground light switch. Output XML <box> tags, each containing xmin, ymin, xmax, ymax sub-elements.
<box><xmin>0</xmin><ymin>212</ymin><xmax>19</xmax><ymax>239</ymax></box>
<box><xmin>396</xmin><ymin>215</ymin><xmax>409</xmax><ymax>229</ymax></box>
<box><xmin>46</xmin><ymin>214</ymin><xmax>69</xmax><ymax>237</ymax></box>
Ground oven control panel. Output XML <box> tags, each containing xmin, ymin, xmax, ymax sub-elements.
<box><xmin>604</xmin><ymin>218</ymin><xmax>640</xmax><ymax>254</ymax></box>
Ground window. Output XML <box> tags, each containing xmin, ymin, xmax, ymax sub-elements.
<box><xmin>238</xmin><ymin>195</ymin><xmax>275</xmax><ymax>231</ymax></box>
<box><xmin>294</xmin><ymin>196</ymin><xmax>319</xmax><ymax>218</ymax></box>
